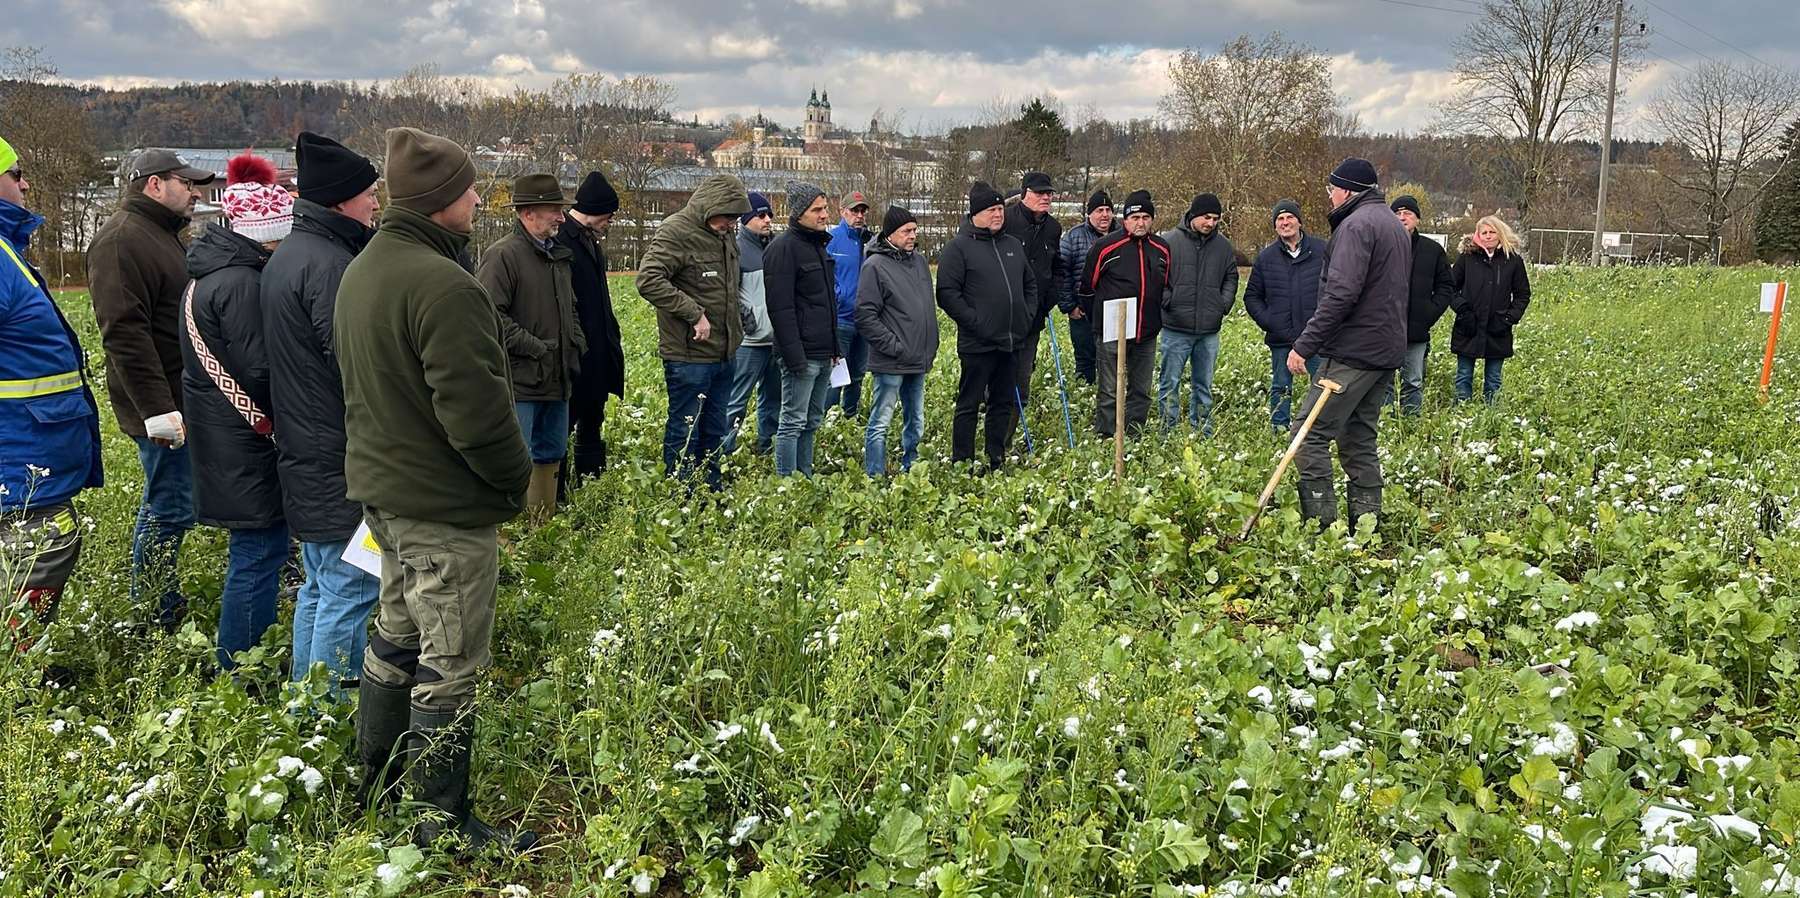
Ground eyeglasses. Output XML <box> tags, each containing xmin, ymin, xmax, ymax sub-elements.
<box><xmin>162</xmin><ymin>174</ymin><xmax>196</xmax><ymax>189</ymax></box>
<box><xmin>2</xmin><ymin>168</ymin><xmax>20</xmax><ymax>181</ymax></box>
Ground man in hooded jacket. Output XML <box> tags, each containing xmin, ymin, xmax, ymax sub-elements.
<box><xmin>856</xmin><ymin>205</ymin><xmax>938</xmax><ymax>475</ymax></box>
<box><xmin>937</xmin><ymin>182</ymin><xmax>1037</xmax><ymax>468</ymax></box>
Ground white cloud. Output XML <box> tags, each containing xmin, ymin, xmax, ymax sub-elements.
<box><xmin>1328</xmin><ymin>53</ymin><xmax>1460</xmax><ymax>134</ymax></box>
<box><xmin>159</xmin><ymin>0</ymin><xmax>342</xmax><ymax>41</ymax></box>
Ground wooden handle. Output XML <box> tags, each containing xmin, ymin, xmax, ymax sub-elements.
<box><xmin>1239</xmin><ymin>382</ymin><xmax>1337</xmax><ymax>538</ymax></box>
<box><xmin>1113</xmin><ymin>302</ymin><xmax>1128</xmax><ymax>484</ymax></box>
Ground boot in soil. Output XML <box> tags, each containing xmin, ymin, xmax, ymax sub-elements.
<box><xmin>1297</xmin><ymin>480</ymin><xmax>1338</xmax><ymax>530</ymax></box>
<box><xmin>1348</xmin><ymin>485</ymin><xmax>1382</xmax><ymax>529</ymax></box>
<box><xmin>356</xmin><ymin>677</ymin><xmax>413</xmax><ymax>809</ymax></box>
<box><xmin>408</xmin><ymin>706</ymin><xmax>538</xmax><ymax>853</ymax></box>
<box><xmin>525</xmin><ymin>463</ymin><xmax>559</xmax><ymax>525</ymax></box>
<box><xmin>572</xmin><ymin>439</ymin><xmax>606</xmax><ymax>482</ymax></box>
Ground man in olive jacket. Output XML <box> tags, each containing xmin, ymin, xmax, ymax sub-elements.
<box><xmin>1286</xmin><ymin>158</ymin><xmax>1410</xmax><ymax>528</ymax></box>
<box><xmin>477</xmin><ymin>172</ymin><xmax>583</xmax><ymax>521</ymax></box>
<box><xmin>336</xmin><ymin>127</ymin><xmax>534</xmax><ymax>853</ymax></box>
<box><xmin>636</xmin><ymin>173</ymin><xmax>751</xmax><ymax>490</ymax></box>
<box><xmin>1157</xmin><ymin>193</ymin><xmax>1238</xmax><ymax>435</ymax></box>
<box><xmin>88</xmin><ymin>148</ymin><xmax>213</xmax><ymax>630</ymax></box>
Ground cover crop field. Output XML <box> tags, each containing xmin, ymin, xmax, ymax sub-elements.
<box><xmin>3</xmin><ymin>265</ymin><xmax>1799</xmax><ymax>898</ymax></box>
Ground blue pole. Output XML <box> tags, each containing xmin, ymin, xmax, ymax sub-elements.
<box><xmin>1013</xmin><ymin>385</ymin><xmax>1035</xmax><ymax>454</ymax></box>
<box><xmin>1045</xmin><ymin>314</ymin><xmax>1077</xmax><ymax>449</ymax></box>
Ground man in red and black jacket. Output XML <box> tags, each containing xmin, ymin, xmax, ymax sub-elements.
<box><xmin>1079</xmin><ymin>190</ymin><xmax>1170</xmax><ymax>437</ymax></box>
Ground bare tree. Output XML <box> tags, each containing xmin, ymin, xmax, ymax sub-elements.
<box><xmin>1434</xmin><ymin>0</ymin><xmax>1641</xmax><ymax>226</ymax></box>
<box><xmin>0</xmin><ymin>46</ymin><xmax>102</xmax><ymax>284</ymax></box>
<box><xmin>1647</xmin><ymin>60</ymin><xmax>1800</xmax><ymax>262</ymax></box>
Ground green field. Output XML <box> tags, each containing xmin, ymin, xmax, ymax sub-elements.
<box><xmin>5</xmin><ymin>265</ymin><xmax>1800</xmax><ymax>897</ymax></box>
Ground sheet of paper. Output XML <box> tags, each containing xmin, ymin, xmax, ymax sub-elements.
<box><xmin>1101</xmin><ymin>297</ymin><xmax>1140</xmax><ymax>343</ymax></box>
<box><xmin>341</xmin><ymin>520</ymin><xmax>382</xmax><ymax>577</ymax></box>
<box><xmin>1762</xmin><ymin>282</ymin><xmax>1783</xmax><ymax>314</ymax></box>
<box><xmin>830</xmin><ymin>357</ymin><xmax>852</xmax><ymax>387</ymax></box>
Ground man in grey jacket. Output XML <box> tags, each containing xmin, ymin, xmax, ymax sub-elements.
<box><xmin>856</xmin><ymin>205</ymin><xmax>938</xmax><ymax>475</ymax></box>
<box><xmin>724</xmin><ymin>192</ymin><xmax>779</xmax><ymax>454</ymax></box>
<box><xmin>1287</xmin><ymin>158</ymin><xmax>1410</xmax><ymax>528</ymax></box>
<box><xmin>1158</xmin><ymin>193</ymin><xmax>1238</xmax><ymax>435</ymax></box>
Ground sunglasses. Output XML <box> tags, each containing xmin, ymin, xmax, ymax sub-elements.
<box><xmin>2</xmin><ymin>167</ymin><xmax>20</xmax><ymax>181</ymax></box>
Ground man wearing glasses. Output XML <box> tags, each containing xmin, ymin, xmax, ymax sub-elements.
<box><xmin>724</xmin><ymin>191</ymin><xmax>781</xmax><ymax>455</ymax></box>
<box><xmin>1002</xmin><ymin>172</ymin><xmax>1065</xmax><ymax>437</ymax></box>
<box><xmin>88</xmin><ymin>148</ymin><xmax>215</xmax><ymax>631</ymax></box>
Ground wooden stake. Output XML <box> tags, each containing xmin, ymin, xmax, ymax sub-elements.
<box><xmin>1114</xmin><ymin>301</ymin><xmax>1128</xmax><ymax>484</ymax></box>
<box><xmin>1760</xmin><ymin>281</ymin><xmax>1787</xmax><ymax>403</ymax></box>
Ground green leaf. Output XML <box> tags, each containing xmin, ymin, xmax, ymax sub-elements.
<box><xmin>870</xmin><ymin>808</ymin><xmax>928</xmax><ymax>869</ymax></box>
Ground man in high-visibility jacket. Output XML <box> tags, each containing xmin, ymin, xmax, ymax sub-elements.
<box><xmin>0</xmin><ymin>134</ymin><xmax>105</xmax><ymax>643</ymax></box>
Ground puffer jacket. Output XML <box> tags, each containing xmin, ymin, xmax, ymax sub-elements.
<box><xmin>1058</xmin><ymin>218</ymin><xmax>1118</xmax><ymax>313</ymax></box>
<box><xmin>936</xmin><ymin>219</ymin><xmax>1038</xmax><ymax>356</ymax></box>
<box><xmin>1242</xmin><ymin>234</ymin><xmax>1327</xmax><ymax>348</ymax></box>
<box><xmin>1159</xmin><ymin>223</ymin><xmax>1239</xmax><ymax>335</ymax></box>
<box><xmin>1292</xmin><ymin>189</ymin><xmax>1411</xmax><ymax>371</ymax></box>
<box><xmin>637</xmin><ymin>175</ymin><xmax>751</xmax><ymax>362</ymax></box>
<box><xmin>1079</xmin><ymin>228</ymin><xmax>1172</xmax><ymax>345</ymax></box>
<box><xmin>855</xmin><ymin>236</ymin><xmax>939</xmax><ymax>375</ymax></box>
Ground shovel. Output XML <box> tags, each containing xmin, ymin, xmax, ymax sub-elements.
<box><xmin>1239</xmin><ymin>377</ymin><xmax>1344</xmax><ymax>539</ymax></box>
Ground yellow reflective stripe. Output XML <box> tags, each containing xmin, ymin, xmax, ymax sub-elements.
<box><xmin>50</xmin><ymin>509</ymin><xmax>76</xmax><ymax>534</ymax></box>
<box><xmin>0</xmin><ymin>235</ymin><xmax>34</xmax><ymax>283</ymax></box>
<box><xmin>0</xmin><ymin>370</ymin><xmax>83</xmax><ymax>399</ymax></box>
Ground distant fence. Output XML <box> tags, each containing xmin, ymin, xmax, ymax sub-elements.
<box><xmin>1528</xmin><ymin>228</ymin><xmax>1722</xmax><ymax>265</ymax></box>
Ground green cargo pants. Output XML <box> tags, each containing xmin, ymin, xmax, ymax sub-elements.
<box><xmin>359</xmin><ymin>507</ymin><xmax>498</xmax><ymax>711</ymax></box>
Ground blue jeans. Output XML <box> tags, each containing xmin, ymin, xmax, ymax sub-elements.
<box><xmin>828</xmin><ymin>323</ymin><xmax>868</xmax><ymax>415</ymax></box>
<box><xmin>1268</xmin><ymin>345</ymin><xmax>1323</xmax><ymax>432</ymax></box>
<box><xmin>723</xmin><ymin>344</ymin><xmax>782</xmax><ymax>455</ymax></box>
<box><xmin>131</xmin><ymin>436</ymin><xmax>196</xmax><ymax>627</ymax></box>
<box><xmin>291</xmin><ymin>540</ymin><xmax>380</xmax><ymax>686</ymax></box>
<box><xmin>1397</xmin><ymin>341</ymin><xmax>1430</xmax><ymax>414</ymax></box>
<box><xmin>776</xmin><ymin>360</ymin><xmax>832</xmax><ymax>477</ymax></box>
<box><xmin>864</xmin><ymin>372</ymin><xmax>927</xmax><ymax>475</ymax></box>
<box><xmin>218</xmin><ymin>523</ymin><xmax>290</xmax><ymax>670</ymax></box>
<box><xmin>662</xmin><ymin>360</ymin><xmax>734</xmax><ymax>490</ymax></box>
<box><xmin>1158</xmin><ymin>329</ymin><xmax>1222</xmax><ymax>434</ymax></box>
<box><xmin>1455</xmin><ymin>355</ymin><xmax>1504</xmax><ymax>404</ymax></box>
<box><xmin>514</xmin><ymin>399</ymin><xmax>570</xmax><ymax>464</ymax></box>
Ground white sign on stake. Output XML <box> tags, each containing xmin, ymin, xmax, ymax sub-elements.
<box><xmin>1762</xmin><ymin>282</ymin><xmax>1782</xmax><ymax>314</ymax></box>
<box><xmin>341</xmin><ymin>520</ymin><xmax>382</xmax><ymax>577</ymax></box>
<box><xmin>1101</xmin><ymin>297</ymin><xmax>1140</xmax><ymax>343</ymax></box>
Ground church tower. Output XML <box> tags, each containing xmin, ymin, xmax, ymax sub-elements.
<box><xmin>804</xmin><ymin>88</ymin><xmax>832</xmax><ymax>143</ymax></box>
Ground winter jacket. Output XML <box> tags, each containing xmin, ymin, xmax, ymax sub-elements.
<box><xmin>765</xmin><ymin>222</ymin><xmax>839</xmax><ymax>372</ymax></box>
<box><xmin>477</xmin><ymin>223</ymin><xmax>586</xmax><ymax>402</ymax></box>
<box><xmin>1243</xmin><ymin>234</ymin><xmax>1327</xmax><ymax>348</ymax></box>
<box><xmin>1003</xmin><ymin>202</ymin><xmax>1065</xmax><ymax>329</ymax></box>
<box><xmin>1159</xmin><ymin>224</ymin><xmax>1239</xmax><ymax>335</ymax></box>
<box><xmin>0</xmin><ymin>198</ymin><xmax>103</xmax><ymax>512</ymax></box>
<box><xmin>556</xmin><ymin>216</ymin><xmax>625</xmax><ymax>405</ymax></box>
<box><xmin>737</xmin><ymin>229</ymin><xmax>774</xmax><ymax>346</ymax></box>
<box><xmin>1450</xmin><ymin>246</ymin><xmax>1531</xmax><ymax>359</ymax></box>
<box><xmin>1058</xmin><ymin>218</ymin><xmax>1119</xmax><ymax>314</ymax></box>
<box><xmin>1079</xmin><ymin>229</ymin><xmax>1172</xmax><ymax>345</ymax></box>
<box><xmin>262</xmin><ymin>199</ymin><xmax>372</xmax><ymax>542</ymax></box>
<box><xmin>88</xmin><ymin>193</ymin><xmax>191</xmax><ymax>436</ymax></box>
<box><xmin>1293</xmin><ymin>190</ymin><xmax>1410</xmax><ymax>370</ymax></box>
<box><xmin>637</xmin><ymin>175</ymin><xmax>751</xmax><ymax>363</ymax></box>
<box><xmin>827</xmin><ymin>220</ymin><xmax>869</xmax><ymax>326</ymax></box>
<box><xmin>178</xmin><ymin>223</ymin><xmax>283</xmax><ymax>530</ymax></box>
<box><xmin>1405</xmin><ymin>232</ymin><xmax>1456</xmax><ymax>344</ymax></box>
<box><xmin>936</xmin><ymin>219</ymin><xmax>1039</xmax><ymax>356</ymax></box>
<box><xmin>335</xmin><ymin>205</ymin><xmax>529</xmax><ymax>528</ymax></box>
<box><xmin>854</xmin><ymin>237</ymin><xmax>939</xmax><ymax>375</ymax></box>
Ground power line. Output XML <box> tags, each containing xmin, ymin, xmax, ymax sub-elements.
<box><xmin>1642</xmin><ymin>0</ymin><xmax>1775</xmax><ymax>69</ymax></box>
<box><xmin>1372</xmin><ymin>0</ymin><xmax>1478</xmax><ymax>15</ymax></box>
<box><xmin>1653</xmin><ymin>27</ymin><xmax>1727</xmax><ymax>70</ymax></box>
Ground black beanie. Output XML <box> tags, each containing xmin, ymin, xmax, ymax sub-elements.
<box><xmin>1086</xmin><ymin>190</ymin><xmax>1112</xmax><ymax>214</ymax></box>
<box><xmin>1271</xmin><ymin>199</ymin><xmax>1303</xmax><ymax>226</ymax></box>
<box><xmin>574</xmin><ymin>170</ymin><xmax>621</xmax><ymax>216</ymax></box>
<box><xmin>1120</xmin><ymin>190</ymin><xmax>1155</xmax><ymax>219</ymax></box>
<box><xmin>1328</xmin><ymin>157</ymin><xmax>1379</xmax><ymax>192</ymax></box>
<box><xmin>295</xmin><ymin>131</ymin><xmax>379</xmax><ymax>208</ymax></box>
<box><xmin>1184</xmin><ymin>193</ymin><xmax>1222</xmax><ymax>222</ymax></box>
<box><xmin>1390</xmin><ymin>195</ymin><xmax>1422</xmax><ymax>219</ymax></box>
<box><xmin>968</xmin><ymin>181</ymin><xmax>1004</xmax><ymax>216</ymax></box>
<box><xmin>880</xmin><ymin>204</ymin><xmax>916</xmax><ymax>236</ymax></box>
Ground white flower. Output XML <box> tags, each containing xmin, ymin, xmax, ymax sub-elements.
<box><xmin>1246</xmin><ymin>685</ymin><xmax>1275</xmax><ymax>708</ymax></box>
<box><xmin>276</xmin><ymin>756</ymin><xmax>305</xmax><ymax>778</ymax></box>
<box><xmin>713</xmin><ymin>723</ymin><xmax>743</xmax><ymax>743</ymax></box>
<box><xmin>759</xmin><ymin>721</ymin><xmax>784</xmax><ymax>755</ymax></box>
<box><xmin>631</xmin><ymin>871</ymin><xmax>655</xmax><ymax>894</ymax></box>
<box><xmin>728</xmin><ymin>814</ymin><xmax>762</xmax><ymax>846</ymax></box>
<box><xmin>1531</xmin><ymin>722</ymin><xmax>1577</xmax><ymax>758</ymax></box>
<box><xmin>673</xmin><ymin>753</ymin><xmax>704</xmax><ymax>774</ymax></box>
<box><xmin>1062</xmin><ymin>716</ymin><xmax>1081</xmax><ymax>738</ymax></box>
<box><xmin>47</xmin><ymin>719</ymin><xmax>67</xmax><ymax>736</ymax></box>
<box><xmin>1319</xmin><ymin>737</ymin><xmax>1365</xmax><ymax>761</ymax></box>
<box><xmin>90</xmin><ymin>725</ymin><xmax>116</xmax><ymax>747</ymax></box>
<box><xmin>298</xmin><ymin>767</ymin><xmax>324</xmax><ymax>796</ymax></box>
<box><xmin>1286</xmin><ymin>687</ymin><xmax>1316</xmax><ymax>710</ymax></box>
<box><xmin>1553</xmin><ymin>611</ymin><xmax>1600</xmax><ymax>632</ymax></box>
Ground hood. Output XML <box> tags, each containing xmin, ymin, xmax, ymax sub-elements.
<box><xmin>683</xmin><ymin>174</ymin><xmax>752</xmax><ymax>226</ymax></box>
<box><xmin>1178</xmin><ymin>221</ymin><xmax>1220</xmax><ymax>242</ymax></box>
<box><xmin>186</xmin><ymin>220</ymin><xmax>271</xmax><ymax>279</ymax></box>
<box><xmin>958</xmin><ymin>219</ymin><xmax>1001</xmax><ymax>241</ymax></box>
<box><xmin>0</xmin><ymin>197</ymin><xmax>43</xmax><ymax>252</ymax></box>
<box><xmin>869</xmin><ymin>236</ymin><xmax>916</xmax><ymax>261</ymax></box>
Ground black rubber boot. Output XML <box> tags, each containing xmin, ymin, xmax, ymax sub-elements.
<box><xmin>356</xmin><ymin>677</ymin><xmax>413</xmax><ymax>809</ymax></box>
<box><xmin>409</xmin><ymin>707</ymin><xmax>539</xmax><ymax>853</ymax></box>
<box><xmin>1298</xmin><ymin>480</ymin><xmax>1338</xmax><ymax>529</ymax></box>
<box><xmin>1348</xmin><ymin>485</ymin><xmax>1383</xmax><ymax>528</ymax></box>
<box><xmin>572</xmin><ymin>439</ymin><xmax>606</xmax><ymax>482</ymax></box>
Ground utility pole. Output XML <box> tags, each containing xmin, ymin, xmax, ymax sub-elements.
<box><xmin>1591</xmin><ymin>0</ymin><xmax>1625</xmax><ymax>266</ymax></box>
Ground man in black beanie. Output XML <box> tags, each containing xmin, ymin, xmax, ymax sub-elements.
<box><xmin>262</xmin><ymin>131</ymin><xmax>383</xmax><ymax>692</ymax></box>
<box><xmin>1058</xmin><ymin>190</ymin><xmax>1116</xmax><ymax>383</ymax></box>
<box><xmin>1285</xmin><ymin>157</ymin><xmax>1409</xmax><ymax>528</ymax></box>
<box><xmin>1080</xmin><ymin>190</ymin><xmax>1170</xmax><ymax>437</ymax></box>
<box><xmin>559</xmin><ymin>170</ymin><xmax>625</xmax><ymax>479</ymax></box>
<box><xmin>1388</xmin><ymin>194</ymin><xmax>1454</xmax><ymax>415</ymax></box>
<box><xmin>855</xmin><ymin>204</ymin><xmax>938</xmax><ymax>475</ymax></box>
<box><xmin>1157</xmin><ymin>192</ymin><xmax>1236</xmax><ymax>435</ymax></box>
<box><xmin>1002</xmin><ymin>171</ymin><xmax>1064</xmax><ymax>437</ymax></box>
<box><xmin>937</xmin><ymin>181</ymin><xmax>1037</xmax><ymax>468</ymax></box>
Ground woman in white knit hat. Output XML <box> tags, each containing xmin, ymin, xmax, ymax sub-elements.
<box><xmin>177</xmin><ymin>151</ymin><xmax>294</xmax><ymax>673</ymax></box>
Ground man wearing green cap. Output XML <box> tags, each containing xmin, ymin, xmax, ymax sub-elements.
<box><xmin>335</xmin><ymin>127</ymin><xmax>534</xmax><ymax>852</ymax></box>
<box><xmin>477</xmin><ymin>172</ymin><xmax>584</xmax><ymax>523</ymax></box>
<box><xmin>1</xmin><ymin>135</ymin><xmax>104</xmax><ymax>657</ymax></box>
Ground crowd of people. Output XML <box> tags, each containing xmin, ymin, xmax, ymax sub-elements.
<box><xmin>0</xmin><ymin>126</ymin><xmax>1533</xmax><ymax>851</ymax></box>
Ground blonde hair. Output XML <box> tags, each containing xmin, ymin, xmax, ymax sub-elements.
<box><xmin>1474</xmin><ymin>215</ymin><xmax>1522</xmax><ymax>256</ymax></box>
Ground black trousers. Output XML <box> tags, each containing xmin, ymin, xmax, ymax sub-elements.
<box><xmin>1068</xmin><ymin>314</ymin><xmax>1096</xmax><ymax>383</ymax></box>
<box><xmin>570</xmin><ymin>389</ymin><xmax>609</xmax><ymax>471</ymax></box>
<box><xmin>953</xmin><ymin>350</ymin><xmax>1017</xmax><ymax>466</ymax></box>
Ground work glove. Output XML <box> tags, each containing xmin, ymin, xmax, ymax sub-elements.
<box><xmin>145</xmin><ymin>411</ymin><xmax>186</xmax><ymax>449</ymax></box>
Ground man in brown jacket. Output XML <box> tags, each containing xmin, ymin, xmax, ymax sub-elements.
<box><xmin>476</xmin><ymin>172</ymin><xmax>582</xmax><ymax>521</ymax></box>
<box><xmin>88</xmin><ymin>148</ymin><xmax>214</xmax><ymax>630</ymax></box>
<box><xmin>636</xmin><ymin>173</ymin><xmax>750</xmax><ymax>490</ymax></box>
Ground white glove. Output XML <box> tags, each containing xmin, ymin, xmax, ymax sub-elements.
<box><xmin>144</xmin><ymin>411</ymin><xmax>186</xmax><ymax>449</ymax></box>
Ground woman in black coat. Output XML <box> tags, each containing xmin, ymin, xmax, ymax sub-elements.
<box><xmin>1450</xmin><ymin>215</ymin><xmax>1531</xmax><ymax>404</ymax></box>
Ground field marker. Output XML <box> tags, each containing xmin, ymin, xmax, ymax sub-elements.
<box><xmin>1759</xmin><ymin>282</ymin><xmax>1787</xmax><ymax>403</ymax></box>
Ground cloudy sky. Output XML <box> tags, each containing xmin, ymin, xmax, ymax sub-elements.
<box><xmin>12</xmin><ymin>0</ymin><xmax>1799</xmax><ymax>137</ymax></box>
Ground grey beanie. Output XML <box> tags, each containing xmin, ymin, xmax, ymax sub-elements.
<box><xmin>786</xmin><ymin>181</ymin><xmax>825</xmax><ymax>226</ymax></box>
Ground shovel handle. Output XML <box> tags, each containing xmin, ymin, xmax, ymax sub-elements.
<box><xmin>1239</xmin><ymin>380</ymin><xmax>1340</xmax><ymax>538</ymax></box>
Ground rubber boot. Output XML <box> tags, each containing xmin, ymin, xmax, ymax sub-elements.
<box><xmin>1297</xmin><ymin>480</ymin><xmax>1338</xmax><ymax>529</ymax></box>
<box><xmin>1348</xmin><ymin>485</ymin><xmax>1383</xmax><ymax>529</ymax></box>
<box><xmin>572</xmin><ymin>439</ymin><xmax>606</xmax><ymax>481</ymax></box>
<box><xmin>356</xmin><ymin>677</ymin><xmax>413</xmax><ymax>809</ymax></box>
<box><xmin>525</xmin><ymin>463</ymin><xmax>559</xmax><ymax>525</ymax></box>
<box><xmin>554</xmin><ymin>455</ymin><xmax>569</xmax><ymax>505</ymax></box>
<box><xmin>408</xmin><ymin>707</ymin><xmax>538</xmax><ymax>853</ymax></box>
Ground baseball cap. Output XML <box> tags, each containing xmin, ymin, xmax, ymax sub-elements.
<box><xmin>840</xmin><ymin>190</ymin><xmax>870</xmax><ymax>211</ymax></box>
<box><xmin>127</xmin><ymin>148</ymin><xmax>217</xmax><ymax>184</ymax></box>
